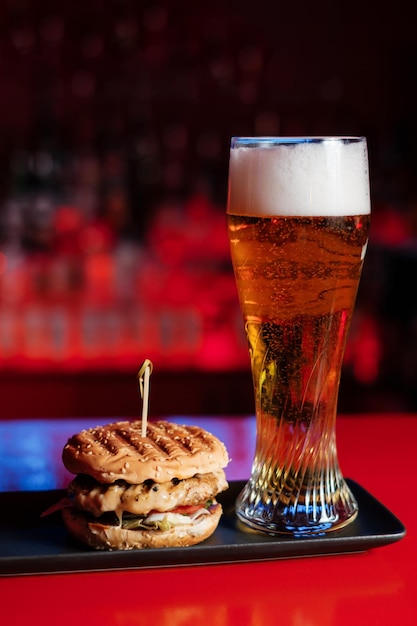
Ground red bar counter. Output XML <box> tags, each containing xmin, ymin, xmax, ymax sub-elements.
<box><xmin>0</xmin><ymin>414</ymin><xmax>416</xmax><ymax>626</ymax></box>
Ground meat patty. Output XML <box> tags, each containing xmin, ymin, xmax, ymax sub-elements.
<box><xmin>68</xmin><ymin>470</ymin><xmax>228</xmax><ymax>518</ymax></box>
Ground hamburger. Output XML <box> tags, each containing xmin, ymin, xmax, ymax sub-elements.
<box><xmin>59</xmin><ymin>419</ymin><xmax>229</xmax><ymax>550</ymax></box>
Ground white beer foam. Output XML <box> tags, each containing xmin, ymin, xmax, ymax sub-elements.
<box><xmin>228</xmin><ymin>139</ymin><xmax>371</xmax><ymax>216</ymax></box>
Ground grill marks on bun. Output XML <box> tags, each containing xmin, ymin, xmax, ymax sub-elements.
<box><xmin>63</xmin><ymin>420</ymin><xmax>229</xmax><ymax>485</ymax></box>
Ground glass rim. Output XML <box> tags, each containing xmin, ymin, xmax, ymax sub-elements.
<box><xmin>231</xmin><ymin>136</ymin><xmax>366</xmax><ymax>147</ymax></box>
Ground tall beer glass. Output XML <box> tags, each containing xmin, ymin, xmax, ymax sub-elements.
<box><xmin>227</xmin><ymin>137</ymin><xmax>370</xmax><ymax>535</ymax></box>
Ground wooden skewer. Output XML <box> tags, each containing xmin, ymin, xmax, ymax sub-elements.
<box><xmin>137</xmin><ymin>359</ymin><xmax>153</xmax><ymax>437</ymax></box>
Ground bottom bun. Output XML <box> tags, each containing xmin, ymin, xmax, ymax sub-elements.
<box><xmin>62</xmin><ymin>504</ymin><xmax>223</xmax><ymax>550</ymax></box>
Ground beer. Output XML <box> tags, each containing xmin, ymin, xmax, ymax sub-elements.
<box><xmin>227</xmin><ymin>138</ymin><xmax>370</xmax><ymax>534</ymax></box>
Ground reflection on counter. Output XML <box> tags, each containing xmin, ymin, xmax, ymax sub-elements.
<box><xmin>0</xmin><ymin>416</ymin><xmax>256</xmax><ymax>492</ymax></box>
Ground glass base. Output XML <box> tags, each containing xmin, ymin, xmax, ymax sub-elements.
<box><xmin>235</xmin><ymin>477</ymin><xmax>359</xmax><ymax>537</ymax></box>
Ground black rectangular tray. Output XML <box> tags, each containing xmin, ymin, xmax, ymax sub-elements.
<box><xmin>0</xmin><ymin>479</ymin><xmax>406</xmax><ymax>577</ymax></box>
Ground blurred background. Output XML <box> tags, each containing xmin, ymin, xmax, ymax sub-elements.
<box><xmin>0</xmin><ymin>0</ymin><xmax>416</xmax><ymax>418</ymax></box>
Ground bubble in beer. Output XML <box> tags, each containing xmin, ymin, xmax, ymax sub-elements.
<box><xmin>227</xmin><ymin>138</ymin><xmax>370</xmax><ymax>217</ymax></box>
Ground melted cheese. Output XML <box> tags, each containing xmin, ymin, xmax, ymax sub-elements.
<box><xmin>70</xmin><ymin>470</ymin><xmax>228</xmax><ymax>517</ymax></box>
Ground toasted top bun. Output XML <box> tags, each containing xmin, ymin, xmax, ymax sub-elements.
<box><xmin>62</xmin><ymin>420</ymin><xmax>229</xmax><ymax>484</ymax></box>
